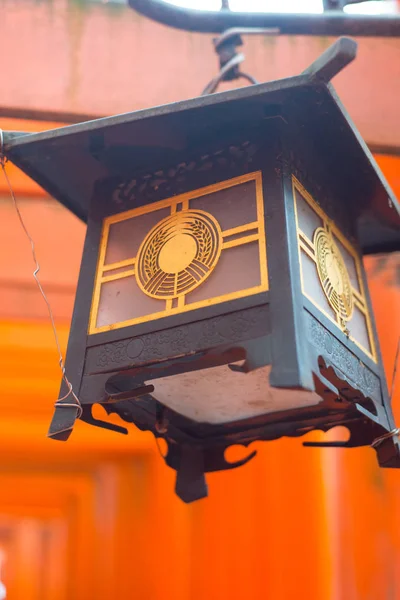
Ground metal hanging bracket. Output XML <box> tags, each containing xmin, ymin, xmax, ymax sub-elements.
<box><xmin>202</xmin><ymin>27</ymin><xmax>278</xmax><ymax>95</ymax></box>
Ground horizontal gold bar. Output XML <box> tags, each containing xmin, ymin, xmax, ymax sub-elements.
<box><xmin>89</xmin><ymin>282</ymin><xmax>267</xmax><ymax>335</ymax></box>
<box><xmin>299</xmin><ymin>240</ymin><xmax>316</xmax><ymax>262</ymax></box>
<box><xmin>103</xmin><ymin>257</ymin><xmax>136</xmax><ymax>272</ymax></box>
<box><xmin>101</xmin><ymin>269</ymin><xmax>136</xmax><ymax>283</ymax></box>
<box><xmin>222</xmin><ymin>233</ymin><xmax>259</xmax><ymax>250</ymax></box>
<box><xmin>353</xmin><ymin>296</ymin><xmax>367</xmax><ymax>315</ymax></box>
<box><xmin>298</xmin><ymin>230</ymin><xmax>314</xmax><ymax>248</ymax></box>
<box><xmin>222</xmin><ymin>221</ymin><xmax>259</xmax><ymax>238</ymax></box>
<box><xmin>352</xmin><ymin>287</ymin><xmax>365</xmax><ymax>305</ymax></box>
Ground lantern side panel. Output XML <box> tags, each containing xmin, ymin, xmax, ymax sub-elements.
<box><xmin>89</xmin><ymin>172</ymin><xmax>268</xmax><ymax>334</ymax></box>
<box><xmin>292</xmin><ymin>176</ymin><xmax>376</xmax><ymax>363</ymax></box>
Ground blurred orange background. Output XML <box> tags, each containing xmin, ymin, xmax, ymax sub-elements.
<box><xmin>0</xmin><ymin>1</ymin><xmax>399</xmax><ymax>598</ymax></box>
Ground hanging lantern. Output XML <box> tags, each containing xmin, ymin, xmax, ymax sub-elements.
<box><xmin>2</xmin><ymin>38</ymin><xmax>400</xmax><ymax>502</ymax></box>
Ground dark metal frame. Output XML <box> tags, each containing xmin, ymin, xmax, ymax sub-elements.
<box><xmin>128</xmin><ymin>0</ymin><xmax>400</xmax><ymax>37</ymax></box>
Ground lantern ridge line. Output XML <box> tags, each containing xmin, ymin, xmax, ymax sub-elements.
<box><xmin>0</xmin><ymin>129</ymin><xmax>83</xmax><ymax>424</ymax></box>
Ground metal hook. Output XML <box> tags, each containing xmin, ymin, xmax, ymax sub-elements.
<box><xmin>201</xmin><ymin>27</ymin><xmax>278</xmax><ymax>96</ymax></box>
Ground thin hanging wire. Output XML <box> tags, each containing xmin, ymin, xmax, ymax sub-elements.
<box><xmin>390</xmin><ymin>337</ymin><xmax>400</xmax><ymax>402</ymax></box>
<box><xmin>0</xmin><ymin>129</ymin><xmax>82</xmax><ymax>419</ymax></box>
<box><xmin>371</xmin><ymin>337</ymin><xmax>400</xmax><ymax>449</ymax></box>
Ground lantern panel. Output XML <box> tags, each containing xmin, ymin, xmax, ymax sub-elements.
<box><xmin>89</xmin><ymin>172</ymin><xmax>268</xmax><ymax>334</ymax></box>
<box><xmin>292</xmin><ymin>176</ymin><xmax>376</xmax><ymax>362</ymax></box>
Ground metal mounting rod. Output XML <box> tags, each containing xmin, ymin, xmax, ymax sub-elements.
<box><xmin>129</xmin><ymin>0</ymin><xmax>400</xmax><ymax>37</ymax></box>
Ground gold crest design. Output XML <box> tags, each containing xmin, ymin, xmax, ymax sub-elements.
<box><xmin>136</xmin><ymin>210</ymin><xmax>222</xmax><ymax>299</ymax></box>
<box><xmin>314</xmin><ymin>227</ymin><xmax>353</xmax><ymax>323</ymax></box>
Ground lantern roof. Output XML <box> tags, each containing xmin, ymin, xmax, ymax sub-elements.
<box><xmin>2</xmin><ymin>37</ymin><xmax>399</xmax><ymax>255</ymax></box>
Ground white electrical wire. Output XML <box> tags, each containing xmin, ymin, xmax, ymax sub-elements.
<box><xmin>0</xmin><ymin>129</ymin><xmax>82</xmax><ymax>421</ymax></box>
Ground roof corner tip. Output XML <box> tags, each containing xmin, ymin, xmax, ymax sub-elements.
<box><xmin>0</xmin><ymin>129</ymin><xmax>34</xmax><ymax>152</ymax></box>
<box><xmin>302</xmin><ymin>36</ymin><xmax>358</xmax><ymax>85</ymax></box>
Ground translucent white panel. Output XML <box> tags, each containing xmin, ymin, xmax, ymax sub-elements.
<box><xmin>153</xmin><ymin>363</ymin><xmax>321</xmax><ymax>424</ymax></box>
<box><xmin>295</xmin><ymin>190</ymin><xmax>323</xmax><ymax>241</ymax></box>
<box><xmin>347</xmin><ymin>305</ymin><xmax>372</xmax><ymax>354</ymax></box>
<box><xmin>300</xmin><ymin>250</ymin><xmax>336</xmax><ymax>319</ymax></box>
<box><xmin>105</xmin><ymin>208</ymin><xmax>170</xmax><ymax>265</ymax></box>
<box><xmin>189</xmin><ymin>181</ymin><xmax>257</xmax><ymax>231</ymax></box>
<box><xmin>97</xmin><ymin>276</ymin><xmax>163</xmax><ymax>328</ymax></box>
<box><xmin>187</xmin><ymin>242</ymin><xmax>261</xmax><ymax>304</ymax></box>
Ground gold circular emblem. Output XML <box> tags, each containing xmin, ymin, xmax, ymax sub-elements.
<box><xmin>314</xmin><ymin>227</ymin><xmax>353</xmax><ymax>322</ymax></box>
<box><xmin>136</xmin><ymin>209</ymin><xmax>222</xmax><ymax>299</ymax></box>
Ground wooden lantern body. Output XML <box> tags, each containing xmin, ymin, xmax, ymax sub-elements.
<box><xmin>4</xmin><ymin>39</ymin><xmax>400</xmax><ymax>501</ymax></box>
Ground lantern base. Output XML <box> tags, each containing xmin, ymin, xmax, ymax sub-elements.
<box><xmin>151</xmin><ymin>363</ymin><xmax>321</xmax><ymax>424</ymax></box>
<box><xmin>94</xmin><ymin>364</ymin><xmax>400</xmax><ymax>502</ymax></box>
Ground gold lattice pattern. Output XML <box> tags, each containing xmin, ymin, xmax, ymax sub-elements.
<box><xmin>89</xmin><ymin>172</ymin><xmax>268</xmax><ymax>333</ymax></box>
<box><xmin>293</xmin><ymin>176</ymin><xmax>376</xmax><ymax>362</ymax></box>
